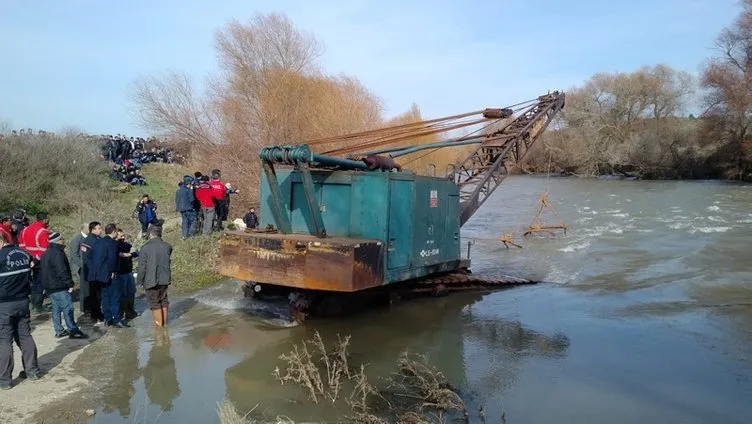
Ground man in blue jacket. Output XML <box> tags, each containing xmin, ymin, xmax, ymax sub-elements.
<box><xmin>0</xmin><ymin>231</ymin><xmax>40</xmax><ymax>389</ymax></box>
<box><xmin>175</xmin><ymin>176</ymin><xmax>196</xmax><ymax>239</ymax></box>
<box><xmin>87</xmin><ymin>224</ymin><xmax>128</xmax><ymax>328</ymax></box>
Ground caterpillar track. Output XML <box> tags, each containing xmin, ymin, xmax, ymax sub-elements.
<box><xmin>246</xmin><ymin>271</ymin><xmax>538</xmax><ymax>323</ymax></box>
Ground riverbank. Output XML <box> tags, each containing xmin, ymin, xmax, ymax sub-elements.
<box><xmin>517</xmin><ymin>169</ymin><xmax>752</xmax><ymax>182</ymax></box>
<box><xmin>1</xmin><ymin>308</ymin><xmax>112</xmax><ymax>423</ymax></box>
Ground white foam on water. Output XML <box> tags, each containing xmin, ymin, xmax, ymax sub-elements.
<box><xmin>737</xmin><ymin>219</ymin><xmax>752</xmax><ymax>224</ymax></box>
<box><xmin>655</xmin><ymin>217</ymin><xmax>677</xmax><ymax>223</ymax></box>
<box><xmin>604</xmin><ymin>209</ymin><xmax>622</xmax><ymax>214</ymax></box>
<box><xmin>584</xmin><ymin>222</ymin><xmax>625</xmax><ymax>237</ymax></box>
<box><xmin>611</xmin><ymin>213</ymin><xmax>629</xmax><ymax>218</ymax></box>
<box><xmin>669</xmin><ymin>222</ymin><xmax>690</xmax><ymax>230</ymax></box>
<box><xmin>706</xmin><ymin>205</ymin><xmax>721</xmax><ymax>212</ymax></box>
<box><xmin>634</xmin><ymin>228</ymin><xmax>656</xmax><ymax>233</ymax></box>
<box><xmin>558</xmin><ymin>239</ymin><xmax>591</xmax><ymax>253</ymax></box>
<box><xmin>576</xmin><ymin>217</ymin><xmax>593</xmax><ymax>223</ymax></box>
<box><xmin>608</xmin><ymin>194</ymin><xmax>618</xmax><ymax>197</ymax></box>
<box><xmin>707</xmin><ymin>216</ymin><xmax>727</xmax><ymax>223</ymax></box>
<box><xmin>546</xmin><ymin>265</ymin><xmax>581</xmax><ymax>284</ymax></box>
<box><xmin>688</xmin><ymin>226</ymin><xmax>731</xmax><ymax>234</ymax></box>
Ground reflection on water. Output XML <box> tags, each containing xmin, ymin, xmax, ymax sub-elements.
<box><xmin>222</xmin><ymin>293</ymin><xmax>571</xmax><ymax>422</ymax></box>
<box><xmin>101</xmin><ymin>332</ymin><xmax>139</xmax><ymax>418</ymax></box>
<box><xmin>90</xmin><ymin>177</ymin><xmax>752</xmax><ymax>424</ymax></box>
<box><xmin>143</xmin><ymin>329</ymin><xmax>180</xmax><ymax>412</ymax></box>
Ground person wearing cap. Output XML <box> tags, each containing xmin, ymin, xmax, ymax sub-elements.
<box><xmin>175</xmin><ymin>176</ymin><xmax>197</xmax><ymax>239</ymax></box>
<box><xmin>39</xmin><ymin>232</ymin><xmax>87</xmax><ymax>339</ymax></box>
<box><xmin>0</xmin><ymin>230</ymin><xmax>40</xmax><ymax>389</ymax></box>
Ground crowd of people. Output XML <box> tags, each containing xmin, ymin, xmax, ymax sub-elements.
<box><xmin>102</xmin><ymin>135</ymin><xmax>178</xmax><ymax>186</ymax></box>
<box><xmin>0</xmin><ymin>211</ymin><xmax>174</xmax><ymax>390</ymax></box>
<box><xmin>174</xmin><ymin>168</ymin><xmax>255</xmax><ymax>238</ymax></box>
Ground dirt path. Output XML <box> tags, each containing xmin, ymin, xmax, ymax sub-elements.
<box><xmin>0</xmin><ymin>308</ymin><xmax>119</xmax><ymax>424</ymax></box>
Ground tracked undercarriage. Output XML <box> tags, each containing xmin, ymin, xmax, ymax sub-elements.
<box><xmin>244</xmin><ymin>270</ymin><xmax>538</xmax><ymax>323</ymax></box>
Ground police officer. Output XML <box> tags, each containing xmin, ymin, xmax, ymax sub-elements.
<box><xmin>0</xmin><ymin>231</ymin><xmax>40</xmax><ymax>390</ymax></box>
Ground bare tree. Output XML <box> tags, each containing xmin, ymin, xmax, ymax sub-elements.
<box><xmin>131</xmin><ymin>70</ymin><xmax>221</xmax><ymax>145</ymax></box>
<box><xmin>700</xmin><ymin>0</ymin><xmax>752</xmax><ymax>179</ymax></box>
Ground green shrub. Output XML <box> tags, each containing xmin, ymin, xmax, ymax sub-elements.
<box><xmin>0</xmin><ymin>134</ymin><xmax>115</xmax><ymax>214</ymax></box>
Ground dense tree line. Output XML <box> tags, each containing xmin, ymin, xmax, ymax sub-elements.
<box><xmin>526</xmin><ymin>2</ymin><xmax>752</xmax><ymax>181</ymax></box>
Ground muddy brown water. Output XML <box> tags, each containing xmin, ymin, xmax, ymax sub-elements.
<box><xmin>88</xmin><ymin>176</ymin><xmax>752</xmax><ymax>424</ymax></box>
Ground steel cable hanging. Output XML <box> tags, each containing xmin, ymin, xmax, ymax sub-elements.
<box><xmin>299</xmin><ymin>98</ymin><xmax>539</xmax><ymax>157</ymax></box>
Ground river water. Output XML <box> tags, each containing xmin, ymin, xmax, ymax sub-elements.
<box><xmin>90</xmin><ymin>176</ymin><xmax>752</xmax><ymax>424</ymax></box>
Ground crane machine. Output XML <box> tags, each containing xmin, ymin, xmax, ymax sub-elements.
<box><xmin>218</xmin><ymin>91</ymin><xmax>565</xmax><ymax>319</ymax></box>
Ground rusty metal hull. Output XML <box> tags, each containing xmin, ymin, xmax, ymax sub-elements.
<box><xmin>219</xmin><ymin>231</ymin><xmax>384</xmax><ymax>292</ymax></box>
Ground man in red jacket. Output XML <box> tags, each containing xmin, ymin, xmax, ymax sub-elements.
<box><xmin>195</xmin><ymin>175</ymin><xmax>217</xmax><ymax>236</ymax></box>
<box><xmin>18</xmin><ymin>212</ymin><xmax>50</xmax><ymax>313</ymax></box>
<box><xmin>209</xmin><ymin>169</ymin><xmax>228</xmax><ymax>231</ymax></box>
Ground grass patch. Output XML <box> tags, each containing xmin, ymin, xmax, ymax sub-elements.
<box><xmin>1</xmin><ymin>133</ymin><xmax>222</xmax><ymax>293</ymax></box>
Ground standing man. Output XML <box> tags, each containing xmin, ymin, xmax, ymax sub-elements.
<box><xmin>135</xmin><ymin>195</ymin><xmax>158</xmax><ymax>240</ymax></box>
<box><xmin>209</xmin><ymin>169</ymin><xmax>228</xmax><ymax>231</ymax></box>
<box><xmin>0</xmin><ymin>231</ymin><xmax>40</xmax><ymax>390</ymax></box>
<box><xmin>67</xmin><ymin>223</ymin><xmax>89</xmax><ymax>314</ymax></box>
<box><xmin>193</xmin><ymin>172</ymin><xmax>204</xmax><ymax>233</ymax></box>
<box><xmin>18</xmin><ymin>212</ymin><xmax>50</xmax><ymax>313</ymax></box>
<box><xmin>175</xmin><ymin>176</ymin><xmax>197</xmax><ymax>239</ymax></box>
<box><xmin>39</xmin><ymin>232</ymin><xmax>87</xmax><ymax>339</ymax></box>
<box><xmin>137</xmin><ymin>225</ymin><xmax>173</xmax><ymax>328</ymax></box>
<box><xmin>81</xmin><ymin>222</ymin><xmax>104</xmax><ymax>323</ymax></box>
<box><xmin>115</xmin><ymin>229</ymin><xmax>138</xmax><ymax>322</ymax></box>
<box><xmin>10</xmin><ymin>210</ymin><xmax>28</xmax><ymax>241</ymax></box>
<box><xmin>89</xmin><ymin>224</ymin><xmax>127</xmax><ymax>328</ymax></box>
<box><xmin>195</xmin><ymin>175</ymin><xmax>216</xmax><ymax>235</ymax></box>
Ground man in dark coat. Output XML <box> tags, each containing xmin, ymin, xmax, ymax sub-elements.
<box><xmin>81</xmin><ymin>222</ymin><xmax>104</xmax><ymax>323</ymax></box>
<box><xmin>175</xmin><ymin>177</ymin><xmax>196</xmax><ymax>239</ymax></box>
<box><xmin>88</xmin><ymin>224</ymin><xmax>127</xmax><ymax>328</ymax></box>
<box><xmin>0</xmin><ymin>230</ymin><xmax>39</xmax><ymax>389</ymax></box>
<box><xmin>243</xmin><ymin>208</ymin><xmax>259</xmax><ymax>230</ymax></box>
<box><xmin>67</xmin><ymin>223</ymin><xmax>89</xmax><ymax>314</ymax></box>
<box><xmin>137</xmin><ymin>225</ymin><xmax>172</xmax><ymax>328</ymax></box>
<box><xmin>39</xmin><ymin>232</ymin><xmax>87</xmax><ymax>339</ymax></box>
<box><xmin>115</xmin><ymin>229</ymin><xmax>138</xmax><ymax>321</ymax></box>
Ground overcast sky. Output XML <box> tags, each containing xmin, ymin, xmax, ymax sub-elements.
<box><xmin>0</xmin><ymin>0</ymin><xmax>741</xmax><ymax>136</ymax></box>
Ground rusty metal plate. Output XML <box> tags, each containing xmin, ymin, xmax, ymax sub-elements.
<box><xmin>218</xmin><ymin>232</ymin><xmax>384</xmax><ymax>292</ymax></box>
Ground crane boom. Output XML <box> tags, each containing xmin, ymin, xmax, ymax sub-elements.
<box><xmin>454</xmin><ymin>92</ymin><xmax>565</xmax><ymax>225</ymax></box>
